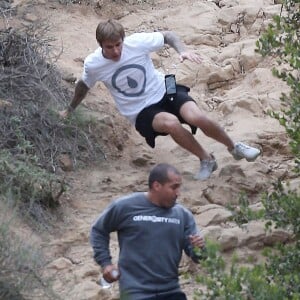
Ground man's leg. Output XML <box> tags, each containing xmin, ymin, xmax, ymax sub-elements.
<box><xmin>179</xmin><ymin>101</ymin><xmax>261</xmax><ymax>162</ymax></box>
<box><xmin>179</xmin><ymin>101</ymin><xmax>235</xmax><ymax>151</ymax></box>
<box><xmin>152</xmin><ymin>112</ymin><xmax>218</xmax><ymax>180</ymax></box>
<box><xmin>152</xmin><ymin>112</ymin><xmax>211</xmax><ymax>161</ymax></box>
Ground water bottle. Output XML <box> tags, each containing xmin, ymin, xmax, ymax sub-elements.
<box><xmin>99</xmin><ymin>276</ymin><xmax>111</xmax><ymax>289</ymax></box>
<box><xmin>99</xmin><ymin>269</ymin><xmax>120</xmax><ymax>289</ymax></box>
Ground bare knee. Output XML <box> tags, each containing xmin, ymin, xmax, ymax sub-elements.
<box><xmin>153</xmin><ymin>114</ymin><xmax>182</xmax><ymax>134</ymax></box>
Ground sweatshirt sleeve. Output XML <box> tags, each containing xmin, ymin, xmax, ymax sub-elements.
<box><xmin>90</xmin><ymin>201</ymin><xmax>120</xmax><ymax>268</ymax></box>
<box><xmin>182</xmin><ymin>208</ymin><xmax>206</xmax><ymax>263</ymax></box>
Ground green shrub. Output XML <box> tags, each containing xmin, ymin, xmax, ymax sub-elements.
<box><xmin>0</xmin><ymin>150</ymin><xmax>64</xmax><ymax>226</ymax></box>
<box><xmin>256</xmin><ymin>0</ymin><xmax>300</xmax><ymax>170</ymax></box>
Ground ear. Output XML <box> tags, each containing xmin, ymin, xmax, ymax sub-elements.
<box><xmin>152</xmin><ymin>181</ymin><xmax>161</xmax><ymax>191</ymax></box>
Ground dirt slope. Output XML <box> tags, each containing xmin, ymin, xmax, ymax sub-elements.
<box><xmin>4</xmin><ymin>0</ymin><xmax>296</xmax><ymax>299</ymax></box>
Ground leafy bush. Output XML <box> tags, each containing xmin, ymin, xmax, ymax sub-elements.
<box><xmin>263</xmin><ymin>180</ymin><xmax>300</xmax><ymax>238</ymax></box>
<box><xmin>196</xmin><ymin>241</ymin><xmax>299</xmax><ymax>299</ymax></box>
<box><xmin>227</xmin><ymin>193</ymin><xmax>265</xmax><ymax>225</ymax></box>
<box><xmin>0</xmin><ymin>150</ymin><xmax>64</xmax><ymax>226</ymax></box>
<box><xmin>256</xmin><ymin>0</ymin><xmax>300</xmax><ymax>170</ymax></box>
<box><xmin>0</xmin><ymin>26</ymin><xmax>106</xmax><ymax>173</ymax></box>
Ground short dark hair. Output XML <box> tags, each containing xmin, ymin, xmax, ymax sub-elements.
<box><xmin>148</xmin><ymin>163</ymin><xmax>180</xmax><ymax>189</ymax></box>
<box><xmin>96</xmin><ymin>19</ymin><xmax>125</xmax><ymax>45</ymax></box>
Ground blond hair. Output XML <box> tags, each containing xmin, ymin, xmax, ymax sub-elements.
<box><xmin>96</xmin><ymin>19</ymin><xmax>125</xmax><ymax>45</ymax></box>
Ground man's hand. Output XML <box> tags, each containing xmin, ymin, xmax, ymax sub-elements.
<box><xmin>57</xmin><ymin>80</ymin><xmax>89</xmax><ymax>120</ymax></box>
<box><xmin>162</xmin><ymin>31</ymin><xmax>202</xmax><ymax>64</ymax></box>
<box><xmin>189</xmin><ymin>234</ymin><xmax>205</xmax><ymax>249</ymax></box>
<box><xmin>103</xmin><ymin>264</ymin><xmax>120</xmax><ymax>283</ymax></box>
<box><xmin>179</xmin><ymin>51</ymin><xmax>202</xmax><ymax>64</ymax></box>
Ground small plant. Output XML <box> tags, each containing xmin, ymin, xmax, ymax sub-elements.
<box><xmin>0</xmin><ymin>150</ymin><xmax>65</xmax><ymax>227</ymax></box>
<box><xmin>227</xmin><ymin>193</ymin><xmax>265</xmax><ymax>225</ymax></box>
<box><xmin>263</xmin><ymin>180</ymin><xmax>300</xmax><ymax>238</ymax></box>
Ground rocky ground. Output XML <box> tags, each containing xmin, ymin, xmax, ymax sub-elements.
<box><xmin>2</xmin><ymin>0</ymin><xmax>298</xmax><ymax>299</ymax></box>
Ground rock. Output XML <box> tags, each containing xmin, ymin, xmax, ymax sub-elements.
<box><xmin>237</xmin><ymin>221</ymin><xmax>267</xmax><ymax>248</ymax></box>
<box><xmin>218</xmin><ymin>231</ymin><xmax>239</xmax><ymax>251</ymax></box>
<box><xmin>23</xmin><ymin>13</ymin><xmax>38</xmax><ymax>22</ymax></box>
<box><xmin>47</xmin><ymin>257</ymin><xmax>73</xmax><ymax>270</ymax></box>
<box><xmin>196</xmin><ymin>205</ymin><xmax>233</xmax><ymax>226</ymax></box>
<box><xmin>68</xmin><ymin>280</ymin><xmax>114</xmax><ymax>300</ymax></box>
<box><xmin>0</xmin><ymin>99</ymin><xmax>12</xmax><ymax>108</ymax></box>
<box><xmin>185</xmin><ymin>33</ymin><xmax>221</xmax><ymax>47</ymax></box>
<box><xmin>131</xmin><ymin>157</ymin><xmax>149</xmax><ymax>166</ymax></box>
<box><xmin>264</xmin><ymin>228</ymin><xmax>292</xmax><ymax>246</ymax></box>
<box><xmin>240</xmin><ymin>40</ymin><xmax>263</xmax><ymax>71</ymax></box>
<box><xmin>207</xmin><ymin>65</ymin><xmax>235</xmax><ymax>89</ymax></box>
<box><xmin>219</xmin><ymin>164</ymin><xmax>246</xmax><ymax>177</ymax></box>
<box><xmin>282</xmin><ymin>178</ymin><xmax>300</xmax><ymax>194</ymax></box>
<box><xmin>58</xmin><ymin>154</ymin><xmax>74</xmax><ymax>172</ymax></box>
<box><xmin>99</xmin><ymin>115</ymin><xmax>114</xmax><ymax>127</ymax></box>
<box><xmin>61</xmin><ymin>71</ymin><xmax>77</xmax><ymax>83</ymax></box>
<box><xmin>74</xmin><ymin>263</ymin><xmax>100</xmax><ymax>280</ymax></box>
<box><xmin>201</xmin><ymin>225</ymin><xmax>223</xmax><ymax>241</ymax></box>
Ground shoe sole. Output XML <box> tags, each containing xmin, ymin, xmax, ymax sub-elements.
<box><xmin>233</xmin><ymin>151</ymin><xmax>261</xmax><ymax>162</ymax></box>
<box><xmin>245</xmin><ymin>151</ymin><xmax>261</xmax><ymax>162</ymax></box>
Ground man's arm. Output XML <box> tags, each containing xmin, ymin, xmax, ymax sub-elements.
<box><xmin>161</xmin><ymin>31</ymin><xmax>202</xmax><ymax>64</ymax></box>
<box><xmin>59</xmin><ymin>79</ymin><xmax>89</xmax><ymax>118</ymax></box>
<box><xmin>90</xmin><ymin>203</ymin><xmax>121</xmax><ymax>283</ymax></box>
<box><xmin>90</xmin><ymin>217</ymin><xmax>112</xmax><ymax>268</ymax></box>
<box><xmin>183</xmin><ymin>209</ymin><xmax>207</xmax><ymax>263</ymax></box>
<box><xmin>90</xmin><ymin>201</ymin><xmax>122</xmax><ymax>267</ymax></box>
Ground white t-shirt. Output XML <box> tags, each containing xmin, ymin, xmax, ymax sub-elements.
<box><xmin>82</xmin><ymin>32</ymin><xmax>166</xmax><ymax>124</ymax></box>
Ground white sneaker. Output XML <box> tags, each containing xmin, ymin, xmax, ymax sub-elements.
<box><xmin>231</xmin><ymin>142</ymin><xmax>261</xmax><ymax>162</ymax></box>
<box><xmin>195</xmin><ymin>156</ymin><xmax>218</xmax><ymax>180</ymax></box>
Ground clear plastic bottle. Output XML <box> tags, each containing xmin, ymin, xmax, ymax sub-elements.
<box><xmin>99</xmin><ymin>276</ymin><xmax>111</xmax><ymax>289</ymax></box>
<box><xmin>99</xmin><ymin>269</ymin><xmax>120</xmax><ymax>289</ymax></box>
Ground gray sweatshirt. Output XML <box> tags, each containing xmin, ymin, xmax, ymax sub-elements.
<box><xmin>90</xmin><ymin>192</ymin><xmax>202</xmax><ymax>300</ymax></box>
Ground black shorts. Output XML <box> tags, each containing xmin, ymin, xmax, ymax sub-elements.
<box><xmin>135</xmin><ymin>85</ymin><xmax>197</xmax><ymax>148</ymax></box>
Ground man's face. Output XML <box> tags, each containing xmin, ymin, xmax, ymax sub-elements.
<box><xmin>156</xmin><ymin>171</ymin><xmax>182</xmax><ymax>209</ymax></box>
<box><xmin>101</xmin><ymin>38</ymin><xmax>123</xmax><ymax>62</ymax></box>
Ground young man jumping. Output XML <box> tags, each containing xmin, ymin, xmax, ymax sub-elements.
<box><xmin>59</xmin><ymin>19</ymin><xmax>261</xmax><ymax>180</ymax></box>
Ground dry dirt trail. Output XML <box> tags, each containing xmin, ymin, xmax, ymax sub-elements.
<box><xmin>14</xmin><ymin>0</ymin><xmax>295</xmax><ymax>299</ymax></box>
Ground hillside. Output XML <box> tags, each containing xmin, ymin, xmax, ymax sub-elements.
<box><xmin>1</xmin><ymin>0</ymin><xmax>297</xmax><ymax>299</ymax></box>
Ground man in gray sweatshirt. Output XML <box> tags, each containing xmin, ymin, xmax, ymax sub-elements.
<box><xmin>90</xmin><ymin>163</ymin><xmax>206</xmax><ymax>300</ymax></box>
